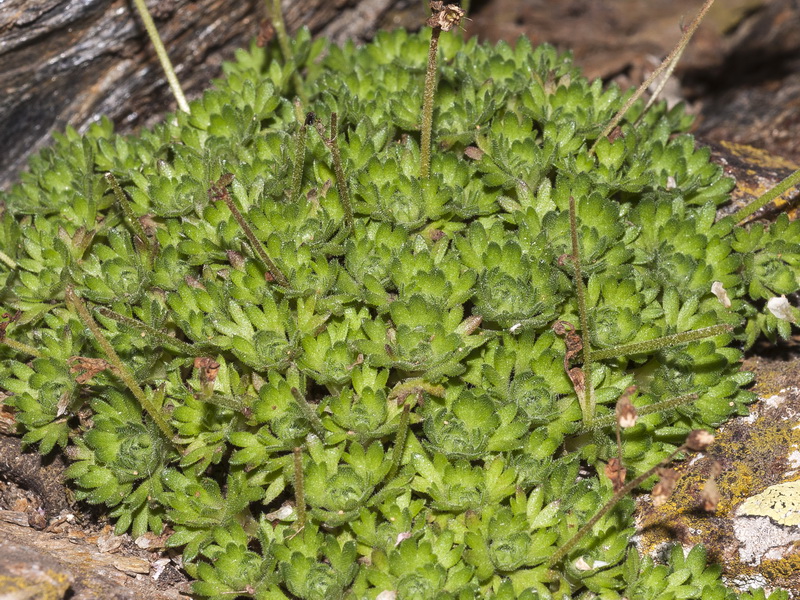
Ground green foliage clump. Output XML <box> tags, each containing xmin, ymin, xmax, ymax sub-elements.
<box><xmin>0</xmin><ymin>25</ymin><xmax>798</xmax><ymax>599</ymax></box>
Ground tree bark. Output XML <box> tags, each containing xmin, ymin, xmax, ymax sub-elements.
<box><xmin>0</xmin><ymin>0</ymin><xmax>422</xmax><ymax>191</ymax></box>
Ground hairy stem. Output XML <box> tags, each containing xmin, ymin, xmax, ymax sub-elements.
<box><xmin>731</xmin><ymin>167</ymin><xmax>800</xmax><ymax>224</ymax></box>
<box><xmin>293</xmin><ymin>447</ymin><xmax>307</xmax><ymax>530</ymax></box>
<box><xmin>548</xmin><ymin>443</ymin><xmax>688</xmax><ymax>567</ymax></box>
<box><xmin>66</xmin><ymin>287</ymin><xmax>177</xmax><ymax>445</ymax></box>
<box><xmin>580</xmin><ymin>393</ymin><xmax>698</xmax><ymax>433</ymax></box>
<box><xmin>420</xmin><ymin>27</ymin><xmax>441</xmax><ymax>179</ymax></box>
<box><xmin>387</xmin><ymin>404</ymin><xmax>411</xmax><ymax>481</ymax></box>
<box><xmin>569</xmin><ymin>196</ymin><xmax>594</xmax><ymax>423</ymax></box>
<box><xmin>130</xmin><ymin>0</ymin><xmax>189</xmax><ymax>113</ymax></box>
<box><xmin>105</xmin><ymin>173</ymin><xmax>154</xmax><ymax>259</ymax></box>
<box><xmin>314</xmin><ymin>114</ymin><xmax>353</xmax><ymax>230</ymax></box>
<box><xmin>290</xmin><ymin>112</ymin><xmax>312</xmax><ymax>201</ymax></box>
<box><xmin>95</xmin><ymin>307</ymin><xmax>207</xmax><ymax>356</ymax></box>
<box><xmin>590</xmin><ymin>0</ymin><xmax>715</xmax><ymax>154</ymax></box>
<box><xmin>217</xmin><ymin>180</ymin><xmax>290</xmax><ymax>288</ymax></box>
<box><xmin>1</xmin><ymin>337</ymin><xmax>42</xmax><ymax>358</ymax></box>
<box><xmin>589</xmin><ymin>324</ymin><xmax>732</xmax><ymax>361</ymax></box>
<box><xmin>267</xmin><ymin>0</ymin><xmax>309</xmax><ymax>104</ymax></box>
<box><xmin>290</xmin><ymin>387</ymin><xmax>327</xmax><ymax>439</ymax></box>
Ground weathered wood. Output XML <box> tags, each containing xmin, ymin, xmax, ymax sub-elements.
<box><xmin>0</xmin><ymin>0</ymin><xmax>421</xmax><ymax>190</ymax></box>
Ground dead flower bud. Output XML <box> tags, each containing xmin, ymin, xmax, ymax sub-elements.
<box><xmin>711</xmin><ymin>281</ymin><xmax>731</xmax><ymax>308</ymax></box>
<box><xmin>194</xmin><ymin>357</ymin><xmax>221</xmax><ymax>384</ymax></box>
<box><xmin>701</xmin><ymin>476</ymin><xmax>721</xmax><ymax>512</ymax></box>
<box><xmin>427</xmin><ymin>1</ymin><xmax>465</xmax><ymax>31</ymax></box>
<box><xmin>685</xmin><ymin>429</ymin><xmax>715</xmax><ymax>452</ymax></box>
<box><xmin>615</xmin><ymin>386</ymin><xmax>638</xmax><ymax>428</ymax></box>
<box><xmin>604</xmin><ymin>458</ymin><xmax>627</xmax><ymax>492</ymax></box>
<box><xmin>652</xmin><ymin>468</ymin><xmax>681</xmax><ymax>507</ymax></box>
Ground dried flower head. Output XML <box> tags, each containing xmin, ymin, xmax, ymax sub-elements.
<box><xmin>615</xmin><ymin>385</ymin><xmax>638</xmax><ymax>428</ymax></box>
<box><xmin>701</xmin><ymin>471</ymin><xmax>721</xmax><ymax>512</ymax></box>
<box><xmin>711</xmin><ymin>281</ymin><xmax>731</xmax><ymax>308</ymax></box>
<box><xmin>685</xmin><ymin>429</ymin><xmax>715</xmax><ymax>452</ymax></box>
<box><xmin>194</xmin><ymin>357</ymin><xmax>221</xmax><ymax>384</ymax></box>
<box><xmin>767</xmin><ymin>295</ymin><xmax>796</xmax><ymax>322</ymax></box>
<box><xmin>427</xmin><ymin>1</ymin><xmax>465</xmax><ymax>31</ymax></box>
<box><xmin>652</xmin><ymin>468</ymin><xmax>681</xmax><ymax>507</ymax></box>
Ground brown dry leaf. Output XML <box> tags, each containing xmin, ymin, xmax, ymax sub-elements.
<box><xmin>0</xmin><ymin>310</ymin><xmax>20</xmax><ymax>339</ymax></box>
<box><xmin>552</xmin><ymin>320</ymin><xmax>583</xmax><ymax>371</ymax></box>
<box><xmin>567</xmin><ymin>367</ymin><xmax>585</xmax><ymax>396</ymax></box>
<box><xmin>68</xmin><ymin>356</ymin><xmax>114</xmax><ymax>384</ymax></box>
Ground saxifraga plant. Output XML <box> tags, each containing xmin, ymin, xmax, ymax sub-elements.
<box><xmin>1</xmin><ymin>1</ymin><xmax>799</xmax><ymax>598</ymax></box>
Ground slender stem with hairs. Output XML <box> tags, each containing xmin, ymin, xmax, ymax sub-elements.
<box><xmin>569</xmin><ymin>196</ymin><xmax>594</xmax><ymax>423</ymax></box>
<box><xmin>267</xmin><ymin>0</ymin><xmax>309</xmax><ymax>104</ymax></box>
<box><xmin>313</xmin><ymin>114</ymin><xmax>354</xmax><ymax>230</ymax></box>
<box><xmin>290</xmin><ymin>387</ymin><xmax>326</xmax><ymax>439</ymax></box>
<box><xmin>387</xmin><ymin>404</ymin><xmax>411</xmax><ymax>481</ymax></box>
<box><xmin>66</xmin><ymin>287</ymin><xmax>177</xmax><ymax>445</ymax></box>
<box><xmin>217</xmin><ymin>180</ymin><xmax>290</xmax><ymax>288</ymax></box>
<box><xmin>130</xmin><ymin>0</ymin><xmax>189</xmax><ymax>113</ymax></box>
<box><xmin>590</xmin><ymin>0</ymin><xmax>715</xmax><ymax>154</ymax></box>
<box><xmin>589</xmin><ymin>324</ymin><xmax>733</xmax><ymax>361</ymax></box>
<box><xmin>1</xmin><ymin>337</ymin><xmax>42</xmax><ymax>358</ymax></box>
<box><xmin>731</xmin><ymin>168</ymin><xmax>800</xmax><ymax>224</ymax></box>
<box><xmin>293</xmin><ymin>447</ymin><xmax>307</xmax><ymax>530</ymax></box>
<box><xmin>547</xmin><ymin>443</ymin><xmax>688</xmax><ymax>567</ymax></box>
<box><xmin>420</xmin><ymin>27</ymin><xmax>442</xmax><ymax>179</ymax></box>
<box><xmin>105</xmin><ymin>173</ymin><xmax>154</xmax><ymax>259</ymax></box>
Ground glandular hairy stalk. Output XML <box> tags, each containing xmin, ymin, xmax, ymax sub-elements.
<box><xmin>387</xmin><ymin>404</ymin><xmax>411</xmax><ymax>482</ymax></box>
<box><xmin>290</xmin><ymin>109</ymin><xmax>312</xmax><ymax>201</ymax></box>
<box><xmin>589</xmin><ymin>324</ymin><xmax>733</xmax><ymax>361</ymax></box>
<box><xmin>105</xmin><ymin>173</ymin><xmax>154</xmax><ymax>260</ymax></box>
<box><xmin>580</xmin><ymin>393</ymin><xmax>698</xmax><ymax>433</ymax></box>
<box><xmin>290</xmin><ymin>386</ymin><xmax>327</xmax><ymax>439</ymax></box>
<box><xmin>65</xmin><ymin>287</ymin><xmax>177</xmax><ymax>446</ymax></box>
<box><xmin>0</xmin><ymin>312</ymin><xmax>39</xmax><ymax>357</ymax></box>
<box><xmin>569</xmin><ymin>196</ymin><xmax>595</xmax><ymax>424</ymax></box>
<box><xmin>420</xmin><ymin>2</ymin><xmax>465</xmax><ymax>179</ymax></box>
<box><xmin>590</xmin><ymin>0</ymin><xmax>715</xmax><ymax>153</ymax></box>
<box><xmin>211</xmin><ymin>173</ymin><xmax>290</xmax><ymax>288</ymax></box>
<box><xmin>731</xmin><ymin>167</ymin><xmax>800</xmax><ymax>224</ymax></box>
<box><xmin>267</xmin><ymin>0</ymin><xmax>309</xmax><ymax>104</ymax></box>
<box><xmin>548</xmin><ymin>430</ymin><xmax>713</xmax><ymax>568</ymax></box>
<box><xmin>95</xmin><ymin>307</ymin><xmax>206</xmax><ymax>356</ymax></box>
<box><xmin>313</xmin><ymin>113</ymin><xmax>354</xmax><ymax>230</ymax></box>
<box><xmin>131</xmin><ymin>0</ymin><xmax>189</xmax><ymax>113</ymax></box>
<box><xmin>421</xmin><ymin>27</ymin><xmax>441</xmax><ymax>180</ymax></box>
<box><xmin>293</xmin><ymin>447</ymin><xmax>307</xmax><ymax>530</ymax></box>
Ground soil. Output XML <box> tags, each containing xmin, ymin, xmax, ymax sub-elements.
<box><xmin>1</xmin><ymin>1</ymin><xmax>799</xmax><ymax>598</ymax></box>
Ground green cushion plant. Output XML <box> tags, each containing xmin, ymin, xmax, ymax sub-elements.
<box><xmin>0</xmin><ymin>1</ymin><xmax>798</xmax><ymax>598</ymax></box>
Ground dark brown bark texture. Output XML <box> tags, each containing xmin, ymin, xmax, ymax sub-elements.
<box><xmin>0</xmin><ymin>0</ymin><xmax>421</xmax><ymax>191</ymax></box>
